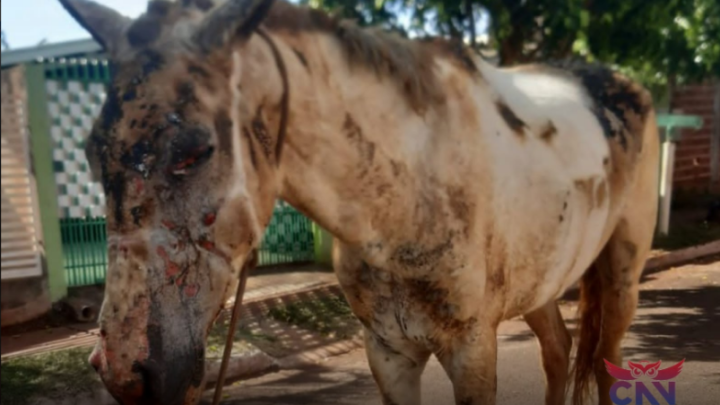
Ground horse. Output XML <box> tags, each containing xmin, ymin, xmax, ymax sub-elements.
<box><xmin>58</xmin><ymin>1</ymin><xmax>660</xmax><ymax>404</ymax></box>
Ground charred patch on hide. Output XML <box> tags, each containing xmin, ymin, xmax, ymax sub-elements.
<box><xmin>422</xmin><ymin>37</ymin><xmax>479</xmax><ymax>75</ymax></box>
<box><xmin>130</xmin><ymin>243</ymin><xmax>149</xmax><ymax>263</ymax></box>
<box><xmin>122</xmin><ymin>87</ymin><xmax>138</xmax><ymax>102</ymax></box>
<box><xmin>446</xmin><ymin>186</ymin><xmax>473</xmax><ymax>237</ymax></box>
<box><xmin>546</xmin><ymin>60</ymin><xmax>650</xmax><ymax>150</ymax></box>
<box><xmin>263</xmin><ymin>1</ymin><xmax>447</xmax><ymax>113</ymax></box>
<box><xmin>130</xmin><ymin>200</ymin><xmax>154</xmax><ymax>227</ymax></box>
<box><xmin>100</xmin><ymin>87</ymin><xmax>124</xmax><ymax>133</ymax></box>
<box><xmin>594</xmin><ymin>180</ymin><xmax>607</xmax><ymax>208</ymax></box>
<box><xmin>252</xmin><ymin>106</ymin><xmax>273</xmax><ymax>159</ymax></box>
<box><xmin>539</xmin><ymin>120</ymin><xmax>557</xmax><ymax>142</ymax></box>
<box><xmin>490</xmin><ymin>266</ymin><xmax>506</xmax><ymax>290</ymax></box>
<box><xmin>175</xmin><ymin>81</ymin><xmax>200</xmax><ymax>115</ymax></box>
<box><xmin>138</xmin><ymin>49</ymin><xmax>165</xmax><ymax>77</ymax></box>
<box><xmin>393</xmin><ymin>239</ymin><xmax>453</xmax><ymax>273</ymax></box>
<box><xmin>242</xmin><ymin>128</ymin><xmax>258</xmax><ymax>169</ymax></box>
<box><xmin>574</xmin><ymin>178</ymin><xmax>595</xmax><ymax>207</ymax></box>
<box><xmin>621</xmin><ymin>240</ymin><xmax>638</xmax><ymax>262</ymax></box>
<box><xmin>495</xmin><ymin>100</ymin><xmax>526</xmax><ymax>136</ymax></box>
<box><xmin>407</xmin><ymin>279</ymin><xmax>475</xmax><ymax>333</ymax></box>
<box><xmin>343</xmin><ymin>114</ymin><xmax>375</xmax><ymax>165</ymax></box>
<box><xmin>107</xmin><ymin>173</ymin><xmax>126</xmax><ymax>225</ymax></box>
<box><xmin>186</xmin><ymin>63</ymin><xmax>216</xmax><ymax>92</ymax></box>
<box><xmin>169</xmin><ymin>127</ymin><xmax>214</xmax><ymax>173</ymax></box>
<box><xmin>121</xmin><ymin>139</ymin><xmax>156</xmax><ymax>178</ymax></box>
<box><xmin>187</xmin><ymin>63</ymin><xmax>210</xmax><ymax>79</ymax></box>
<box><xmin>213</xmin><ymin>110</ymin><xmax>234</xmax><ymax>157</ymax></box>
<box><xmin>389</xmin><ymin>160</ymin><xmax>405</xmax><ymax>178</ymax></box>
<box><xmin>292</xmin><ymin>48</ymin><xmax>309</xmax><ymax>70</ymax></box>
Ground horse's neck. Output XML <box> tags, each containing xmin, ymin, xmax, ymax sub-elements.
<box><xmin>269</xmin><ymin>33</ymin><xmax>448</xmax><ymax>250</ymax></box>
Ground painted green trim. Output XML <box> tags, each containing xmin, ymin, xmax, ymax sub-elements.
<box><xmin>25</xmin><ymin>63</ymin><xmax>68</xmax><ymax>302</ymax></box>
<box><xmin>312</xmin><ymin>223</ymin><xmax>333</xmax><ymax>266</ymax></box>
<box><xmin>656</xmin><ymin>114</ymin><xmax>704</xmax><ymax>142</ymax></box>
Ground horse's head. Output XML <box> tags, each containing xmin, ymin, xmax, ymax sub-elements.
<box><xmin>59</xmin><ymin>0</ymin><xmax>284</xmax><ymax>403</ymax></box>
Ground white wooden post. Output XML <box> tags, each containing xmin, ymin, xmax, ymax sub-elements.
<box><xmin>658</xmin><ymin>139</ymin><xmax>676</xmax><ymax>235</ymax></box>
<box><xmin>655</xmin><ymin>114</ymin><xmax>703</xmax><ymax>236</ymax></box>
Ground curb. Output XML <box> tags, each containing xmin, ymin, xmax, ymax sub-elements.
<box><xmin>645</xmin><ymin>240</ymin><xmax>720</xmax><ymax>272</ymax></box>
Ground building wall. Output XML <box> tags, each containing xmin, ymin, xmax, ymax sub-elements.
<box><xmin>1</xmin><ymin>66</ymin><xmax>51</xmax><ymax>327</ymax></box>
<box><xmin>671</xmin><ymin>82</ymin><xmax>720</xmax><ymax>191</ymax></box>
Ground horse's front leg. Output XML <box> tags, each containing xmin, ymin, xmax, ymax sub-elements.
<box><xmin>364</xmin><ymin>328</ymin><xmax>431</xmax><ymax>405</ymax></box>
<box><xmin>332</xmin><ymin>240</ymin><xmax>431</xmax><ymax>405</ymax></box>
<box><xmin>438</xmin><ymin>323</ymin><xmax>499</xmax><ymax>405</ymax></box>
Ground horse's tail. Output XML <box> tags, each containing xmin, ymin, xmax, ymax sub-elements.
<box><xmin>571</xmin><ymin>263</ymin><xmax>603</xmax><ymax>405</ymax></box>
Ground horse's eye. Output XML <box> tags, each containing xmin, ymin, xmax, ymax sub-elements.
<box><xmin>169</xmin><ymin>127</ymin><xmax>214</xmax><ymax>176</ymax></box>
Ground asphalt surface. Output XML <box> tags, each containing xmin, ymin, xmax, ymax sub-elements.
<box><xmin>205</xmin><ymin>256</ymin><xmax>720</xmax><ymax>405</ymax></box>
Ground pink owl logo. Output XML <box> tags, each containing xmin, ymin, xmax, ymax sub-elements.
<box><xmin>604</xmin><ymin>359</ymin><xmax>685</xmax><ymax>405</ymax></box>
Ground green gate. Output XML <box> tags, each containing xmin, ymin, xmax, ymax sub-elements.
<box><xmin>60</xmin><ymin>217</ymin><xmax>107</xmax><ymax>287</ymax></box>
<box><xmin>59</xmin><ymin>203</ymin><xmax>314</xmax><ymax>287</ymax></box>
<box><xmin>37</xmin><ymin>56</ymin><xmax>314</xmax><ymax>287</ymax></box>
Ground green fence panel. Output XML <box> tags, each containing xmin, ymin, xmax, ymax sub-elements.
<box><xmin>60</xmin><ymin>217</ymin><xmax>108</xmax><ymax>287</ymax></box>
<box><xmin>60</xmin><ymin>203</ymin><xmax>315</xmax><ymax>287</ymax></box>
<box><xmin>258</xmin><ymin>203</ymin><xmax>316</xmax><ymax>266</ymax></box>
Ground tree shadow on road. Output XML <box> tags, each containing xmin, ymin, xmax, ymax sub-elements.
<box><xmin>623</xmin><ymin>286</ymin><xmax>720</xmax><ymax>363</ymax></box>
<box><xmin>202</xmin><ymin>363</ymin><xmax>379</xmax><ymax>405</ymax></box>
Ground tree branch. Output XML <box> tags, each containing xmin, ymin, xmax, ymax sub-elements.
<box><xmin>465</xmin><ymin>0</ymin><xmax>477</xmax><ymax>47</ymax></box>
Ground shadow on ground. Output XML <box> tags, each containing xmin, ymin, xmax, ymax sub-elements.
<box><xmin>504</xmin><ymin>282</ymin><xmax>719</xmax><ymax>358</ymax></box>
<box><xmin>201</xmin><ymin>365</ymin><xmax>377</xmax><ymax>405</ymax></box>
<box><xmin>626</xmin><ymin>286</ymin><xmax>720</xmax><ymax>362</ymax></box>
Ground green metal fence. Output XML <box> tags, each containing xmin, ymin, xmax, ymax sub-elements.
<box><xmin>59</xmin><ymin>203</ymin><xmax>315</xmax><ymax>287</ymax></box>
<box><xmin>35</xmin><ymin>56</ymin><xmax>315</xmax><ymax>287</ymax></box>
<box><xmin>60</xmin><ymin>217</ymin><xmax>108</xmax><ymax>287</ymax></box>
<box><xmin>257</xmin><ymin>204</ymin><xmax>315</xmax><ymax>266</ymax></box>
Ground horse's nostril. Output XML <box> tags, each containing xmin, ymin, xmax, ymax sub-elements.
<box><xmin>88</xmin><ymin>348</ymin><xmax>102</xmax><ymax>373</ymax></box>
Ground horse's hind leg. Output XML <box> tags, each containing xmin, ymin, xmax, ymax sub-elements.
<box><xmin>594</xmin><ymin>216</ymin><xmax>655</xmax><ymax>405</ymax></box>
<box><xmin>525</xmin><ymin>301</ymin><xmax>572</xmax><ymax>405</ymax></box>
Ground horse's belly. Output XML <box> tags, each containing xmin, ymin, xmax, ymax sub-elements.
<box><xmin>497</xmin><ymin>175</ymin><xmax>612</xmax><ymax>318</ymax></box>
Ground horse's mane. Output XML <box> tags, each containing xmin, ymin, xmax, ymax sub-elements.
<box><xmin>263</xmin><ymin>0</ymin><xmax>479</xmax><ymax>112</ymax></box>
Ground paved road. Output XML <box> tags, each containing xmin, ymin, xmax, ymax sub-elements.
<box><xmin>204</xmin><ymin>256</ymin><xmax>720</xmax><ymax>405</ymax></box>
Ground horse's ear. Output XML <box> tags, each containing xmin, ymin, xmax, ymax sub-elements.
<box><xmin>194</xmin><ymin>0</ymin><xmax>277</xmax><ymax>53</ymax></box>
<box><xmin>59</xmin><ymin>0</ymin><xmax>131</xmax><ymax>54</ymax></box>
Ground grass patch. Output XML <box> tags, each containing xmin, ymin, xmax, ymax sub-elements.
<box><xmin>205</xmin><ymin>322</ymin><xmax>278</xmax><ymax>358</ymax></box>
<box><xmin>652</xmin><ymin>220</ymin><xmax>720</xmax><ymax>251</ymax></box>
<box><xmin>1</xmin><ymin>347</ymin><xmax>100</xmax><ymax>405</ymax></box>
<box><xmin>267</xmin><ymin>295</ymin><xmax>355</xmax><ymax>337</ymax></box>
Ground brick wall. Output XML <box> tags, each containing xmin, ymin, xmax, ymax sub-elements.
<box><xmin>670</xmin><ymin>82</ymin><xmax>720</xmax><ymax>191</ymax></box>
